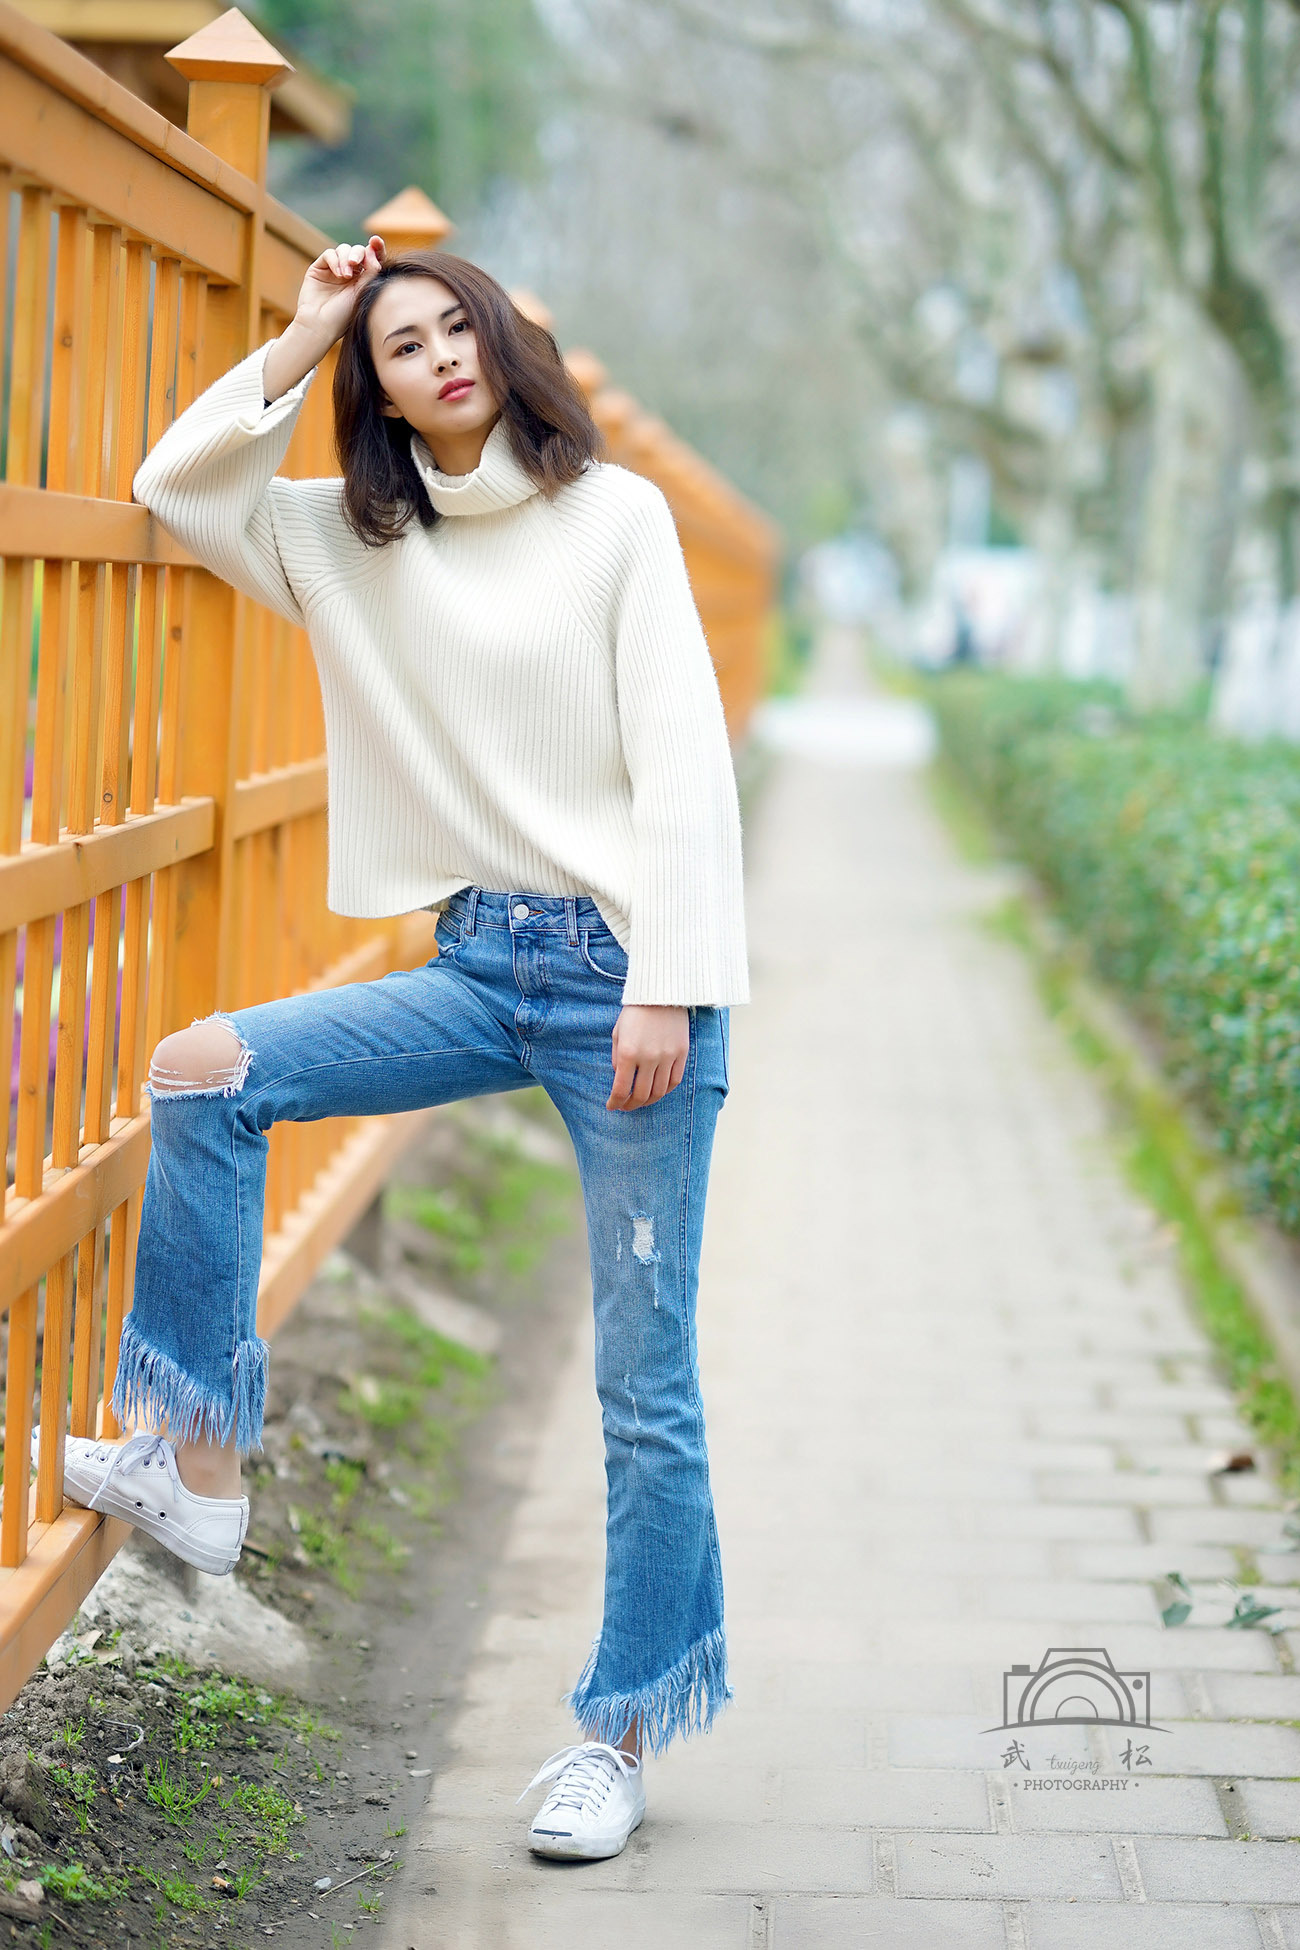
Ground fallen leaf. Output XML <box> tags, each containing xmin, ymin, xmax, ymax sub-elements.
<box><xmin>1161</xmin><ymin>1570</ymin><xmax>1194</xmax><ymax>1627</ymax></box>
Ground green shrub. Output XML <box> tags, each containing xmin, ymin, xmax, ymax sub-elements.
<box><xmin>927</xmin><ymin>673</ymin><xmax>1300</xmax><ymax>1231</ymax></box>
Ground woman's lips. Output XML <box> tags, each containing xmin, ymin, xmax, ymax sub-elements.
<box><xmin>439</xmin><ymin>379</ymin><xmax>474</xmax><ymax>400</ymax></box>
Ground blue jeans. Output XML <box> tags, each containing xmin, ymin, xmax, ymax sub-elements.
<box><xmin>115</xmin><ymin>888</ymin><xmax>732</xmax><ymax>1752</ymax></box>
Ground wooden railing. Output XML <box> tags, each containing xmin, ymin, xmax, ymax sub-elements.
<box><xmin>0</xmin><ymin>3</ymin><xmax>778</xmax><ymax>1704</ymax></box>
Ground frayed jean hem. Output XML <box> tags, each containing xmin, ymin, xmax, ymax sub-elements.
<box><xmin>110</xmin><ymin>1316</ymin><xmax>269</xmax><ymax>1454</ymax></box>
<box><xmin>565</xmin><ymin>1624</ymin><xmax>731</xmax><ymax>1756</ymax></box>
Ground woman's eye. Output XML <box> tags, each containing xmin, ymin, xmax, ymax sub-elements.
<box><xmin>450</xmin><ymin>318</ymin><xmax>469</xmax><ymax>334</ymax></box>
<box><xmin>396</xmin><ymin>342</ymin><xmax>418</xmax><ymax>355</ymax></box>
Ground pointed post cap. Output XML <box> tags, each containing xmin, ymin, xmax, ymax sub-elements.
<box><xmin>509</xmin><ymin>288</ymin><xmax>554</xmax><ymax>331</ymax></box>
<box><xmin>563</xmin><ymin>348</ymin><xmax>608</xmax><ymax>398</ymax></box>
<box><xmin>167</xmin><ymin>7</ymin><xmax>293</xmax><ymax>84</ymax></box>
<box><xmin>591</xmin><ymin>388</ymin><xmax>636</xmax><ymax>439</ymax></box>
<box><xmin>364</xmin><ymin>187</ymin><xmax>455</xmax><ymax>254</ymax></box>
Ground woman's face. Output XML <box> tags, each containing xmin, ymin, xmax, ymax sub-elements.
<box><xmin>368</xmin><ymin>276</ymin><xmax>501</xmax><ymax>454</ymax></box>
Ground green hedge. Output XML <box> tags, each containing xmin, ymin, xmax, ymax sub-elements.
<box><xmin>927</xmin><ymin>674</ymin><xmax>1300</xmax><ymax>1232</ymax></box>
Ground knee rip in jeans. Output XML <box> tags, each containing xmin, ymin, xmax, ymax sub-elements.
<box><xmin>147</xmin><ymin>1012</ymin><xmax>253</xmax><ymax>1100</ymax></box>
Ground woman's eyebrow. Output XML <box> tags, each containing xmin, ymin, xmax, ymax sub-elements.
<box><xmin>382</xmin><ymin>306</ymin><xmax>465</xmax><ymax>345</ymax></box>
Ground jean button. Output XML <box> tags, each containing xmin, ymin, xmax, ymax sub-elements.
<box><xmin>512</xmin><ymin>902</ymin><xmax>530</xmax><ymax>921</ymax></box>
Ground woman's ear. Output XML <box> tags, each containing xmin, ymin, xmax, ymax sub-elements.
<box><xmin>377</xmin><ymin>394</ymin><xmax>404</xmax><ymax>420</ymax></box>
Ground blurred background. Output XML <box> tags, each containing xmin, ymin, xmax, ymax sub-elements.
<box><xmin>242</xmin><ymin>0</ymin><xmax>1300</xmax><ymax>733</ymax></box>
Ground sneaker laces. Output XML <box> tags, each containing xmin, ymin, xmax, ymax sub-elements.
<box><xmin>85</xmin><ymin>1433</ymin><xmax>184</xmax><ymax>1512</ymax></box>
<box><xmin>518</xmin><ymin>1743</ymin><xmax>639</xmax><ymax>1815</ymax></box>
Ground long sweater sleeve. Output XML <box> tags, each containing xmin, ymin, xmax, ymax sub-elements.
<box><xmin>131</xmin><ymin>340</ymin><xmax>318</xmax><ymax>626</ymax></box>
<box><xmin>612</xmin><ymin>482</ymin><xmax>750</xmax><ymax>1008</ymax></box>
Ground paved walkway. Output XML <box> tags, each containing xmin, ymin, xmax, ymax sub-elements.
<box><xmin>383</xmin><ymin>631</ymin><xmax>1300</xmax><ymax>1949</ymax></box>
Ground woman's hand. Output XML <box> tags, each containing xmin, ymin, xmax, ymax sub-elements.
<box><xmin>608</xmin><ymin>1005</ymin><xmax>690</xmax><ymax>1111</ymax></box>
<box><xmin>295</xmin><ymin>236</ymin><xmax>386</xmax><ymax>345</ymax></box>
<box><xmin>262</xmin><ymin>237</ymin><xmax>386</xmax><ymax>402</ymax></box>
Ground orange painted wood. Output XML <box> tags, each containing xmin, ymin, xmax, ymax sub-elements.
<box><xmin>6</xmin><ymin>186</ymin><xmax>51</xmax><ymax>486</ymax></box>
<box><xmin>0</xmin><ymin>799</ymin><xmax>215</xmax><ymax>933</ymax></box>
<box><xmin>0</xmin><ymin>61</ymin><xmax>245</xmax><ymax>279</ymax></box>
<box><xmin>100</xmin><ymin>1189</ymin><xmax>140</xmax><ymax>1440</ymax></box>
<box><xmin>229</xmin><ymin>758</ymin><xmax>328</xmax><ymax>838</ymax></box>
<box><xmin>35</xmin><ymin>1252</ymin><xmax>73</xmax><ymax>1523</ymax></box>
<box><xmin>1</xmin><ymin>1286</ymin><xmax>38</xmax><ymax>1565</ymax></box>
<box><xmin>70</xmin><ymin>1221</ymin><xmax>106</xmax><ymax>1441</ymax></box>
<box><xmin>0</xmin><ymin>484</ymin><xmax>200</xmax><ymax>561</ymax></box>
<box><xmin>0</xmin><ymin>1505</ymin><xmax>131</xmax><ymax>1711</ymax></box>
<box><xmin>0</xmin><ymin>1116</ymin><xmax>152</xmax><ymax>1317</ymax></box>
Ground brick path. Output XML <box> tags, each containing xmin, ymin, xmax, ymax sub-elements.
<box><xmin>383</xmin><ymin>630</ymin><xmax>1300</xmax><ymax>1949</ymax></box>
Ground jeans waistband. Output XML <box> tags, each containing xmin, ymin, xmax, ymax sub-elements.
<box><xmin>443</xmin><ymin>887</ymin><xmax>611</xmax><ymax>939</ymax></box>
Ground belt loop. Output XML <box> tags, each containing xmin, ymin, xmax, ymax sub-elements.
<box><xmin>565</xmin><ymin>896</ymin><xmax>578</xmax><ymax>946</ymax></box>
<box><xmin>465</xmin><ymin>886</ymin><xmax>480</xmax><ymax>936</ymax></box>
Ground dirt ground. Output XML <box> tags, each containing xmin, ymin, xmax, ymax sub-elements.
<box><xmin>0</xmin><ymin>1091</ymin><xmax>591</xmax><ymax>1948</ymax></box>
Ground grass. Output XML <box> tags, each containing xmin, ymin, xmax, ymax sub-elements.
<box><xmin>928</xmin><ymin>760</ymin><xmax>1300</xmax><ymax>1498</ymax></box>
<box><xmin>37</xmin><ymin>1862</ymin><xmax>128</xmax><ymax>1903</ymax></box>
<box><xmin>994</xmin><ymin>889</ymin><xmax>1300</xmax><ymax>1497</ymax></box>
<box><xmin>219</xmin><ymin>1778</ymin><xmax>298</xmax><ymax>1855</ymax></box>
<box><xmin>384</xmin><ymin>1111</ymin><xmax>573</xmax><ymax>1283</ymax></box>
<box><xmin>142</xmin><ymin>1757</ymin><xmax>212</xmax><ymax>1826</ymax></box>
<box><xmin>22</xmin><ymin>1656</ymin><xmax>338</xmax><ymax>1946</ymax></box>
<box><xmin>296</xmin><ymin>1509</ymin><xmax>358</xmax><ymax>1594</ymax></box>
<box><xmin>138</xmin><ymin>1867</ymin><xmax>213</xmax><ymax>1913</ymax></box>
<box><xmin>48</xmin><ymin>1759</ymin><xmax>98</xmax><ymax>1832</ymax></box>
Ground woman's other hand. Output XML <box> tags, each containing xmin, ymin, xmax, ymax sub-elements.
<box><xmin>608</xmin><ymin>1005</ymin><xmax>690</xmax><ymax>1110</ymax></box>
<box><xmin>262</xmin><ymin>237</ymin><xmax>386</xmax><ymax>402</ymax></box>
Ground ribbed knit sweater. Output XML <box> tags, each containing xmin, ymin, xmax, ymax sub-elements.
<box><xmin>131</xmin><ymin>338</ymin><xmax>749</xmax><ymax>1006</ymax></box>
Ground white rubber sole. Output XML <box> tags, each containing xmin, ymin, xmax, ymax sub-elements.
<box><xmin>528</xmin><ymin>1805</ymin><xmax>645</xmax><ymax>1861</ymax></box>
<box><xmin>73</xmin><ymin>1470</ymin><xmax>245</xmax><ymax>1575</ymax></box>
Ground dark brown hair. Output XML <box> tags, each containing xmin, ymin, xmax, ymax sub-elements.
<box><xmin>332</xmin><ymin>251</ymin><xmax>603</xmax><ymax>548</ymax></box>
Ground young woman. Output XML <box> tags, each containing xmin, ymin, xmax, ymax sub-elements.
<box><xmin>49</xmin><ymin>238</ymin><xmax>748</xmax><ymax>1861</ymax></box>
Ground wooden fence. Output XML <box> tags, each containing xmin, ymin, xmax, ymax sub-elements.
<box><xmin>0</xmin><ymin>2</ymin><xmax>778</xmax><ymax>1706</ymax></box>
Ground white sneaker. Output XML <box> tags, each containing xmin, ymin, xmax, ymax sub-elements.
<box><xmin>519</xmin><ymin>1742</ymin><xmax>645</xmax><ymax>1860</ymax></box>
<box><xmin>33</xmin><ymin>1431</ymin><xmax>248</xmax><ymax>1576</ymax></box>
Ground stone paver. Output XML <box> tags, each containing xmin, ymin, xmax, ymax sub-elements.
<box><xmin>382</xmin><ymin>632</ymin><xmax>1300</xmax><ymax>1947</ymax></box>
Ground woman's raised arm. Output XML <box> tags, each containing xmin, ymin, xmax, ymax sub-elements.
<box><xmin>132</xmin><ymin>238</ymin><xmax>387</xmax><ymax>623</ymax></box>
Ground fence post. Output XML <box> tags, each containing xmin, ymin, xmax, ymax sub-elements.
<box><xmin>364</xmin><ymin>187</ymin><xmax>455</xmax><ymax>256</ymax></box>
<box><xmin>148</xmin><ymin>11</ymin><xmax>293</xmax><ymax>1042</ymax></box>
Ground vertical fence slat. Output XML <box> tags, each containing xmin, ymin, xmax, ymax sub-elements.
<box><xmin>6</xmin><ymin>188</ymin><xmax>51</xmax><ymax>488</ymax></box>
<box><xmin>100</xmin><ymin>1189</ymin><xmax>141</xmax><ymax>1442</ymax></box>
<box><xmin>1</xmin><ymin>1285</ymin><xmax>38</xmax><ymax>1566</ymax></box>
<box><xmin>35</xmin><ymin>1249</ymin><xmax>74</xmax><ymax>1522</ymax></box>
<box><xmin>70</xmin><ymin>1221</ymin><xmax>106</xmax><ymax>1440</ymax></box>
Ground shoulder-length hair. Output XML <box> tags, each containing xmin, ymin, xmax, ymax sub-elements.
<box><xmin>332</xmin><ymin>251</ymin><xmax>603</xmax><ymax>548</ymax></box>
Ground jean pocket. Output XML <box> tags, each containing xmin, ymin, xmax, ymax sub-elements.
<box><xmin>434</xmin><ymin>913</ymin><xmax>464</xmax><ymax>960</ymax></box>
<box><xmin>579</xmin><ymin>930</ymin><xmax>628</xmax><ymax>984</ymax></box>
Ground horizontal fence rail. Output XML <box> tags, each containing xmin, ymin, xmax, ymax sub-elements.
<box><xmin>0</xmin><ymin>0</ymin><xmax>778</xmax><ymax>1705</ymax></box>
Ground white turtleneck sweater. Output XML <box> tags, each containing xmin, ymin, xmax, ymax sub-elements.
<box><xmin>132</xmin><ymin>338</ymin><xmax>749</xmax><ymax>1007</ymax></box>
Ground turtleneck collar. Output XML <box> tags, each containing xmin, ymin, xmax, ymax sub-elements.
<box><xmin>411</xmin><ymin>414</ymin><xmax>540</xmax><ymax>518</ymax></box>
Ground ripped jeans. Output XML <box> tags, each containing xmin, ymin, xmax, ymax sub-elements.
<box><xmin>116</xmin><ymin>887</ymin><xmax>732</xmax><ymax>1753</ymax></box>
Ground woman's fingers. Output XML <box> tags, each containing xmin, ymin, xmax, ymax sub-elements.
<box><xmin>606</xmin><ymin>1056</ymin><xmax>685</xmax><ymax>1111</ymax></box>
<box><xmin>607</xmin><ymin>1045</ymin><xmax>638</xmax><ymax>1110</ymax></box>
<box><xmin>316</xmin><ymin>242</ymin><xmax>378</xmax><ymax>284</ymax></box>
